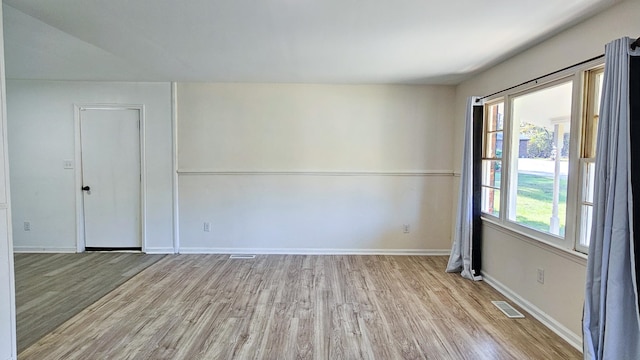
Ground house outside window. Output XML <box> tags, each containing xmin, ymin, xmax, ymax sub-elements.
<box><xmin>508</xmin><ymin>80</ymin><xmax>573</xmax><ymax>237</ymax></box>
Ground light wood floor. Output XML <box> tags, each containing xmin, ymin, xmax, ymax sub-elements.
<box><xmin>14</xmin><ymin>252</ymin><xmax>165</xmax><ymax>352</ymax></box>
<box><xmin>19</xmin><ymin>255</ymin><xmax>581</xmax><ymax>359</ymax></box>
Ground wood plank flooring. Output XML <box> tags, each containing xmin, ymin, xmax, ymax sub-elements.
<box><xmin>19</xmin><ymin>255</ymin><xmax>581</xmax><ymax>359</ymax></box>
<box><xmin>14</xmin><ymin>252</ymin><xmax>165</xmax><ymax>352</ymax></box>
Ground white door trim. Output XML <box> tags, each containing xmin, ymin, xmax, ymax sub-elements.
<box><xmin>171</xmin><ymin>82</ymin><xmax>179</xmax><ymax>254</ymax></box>
<box><xmin>74</xmin><ymin>104</ymin><xmax>147</xmax><ymax>253</ymax></box>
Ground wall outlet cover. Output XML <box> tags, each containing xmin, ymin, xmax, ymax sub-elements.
<box><xmin>537</xmin><ymin>268</ymin><xmax>545</xmax><ymax>284</ymax></box>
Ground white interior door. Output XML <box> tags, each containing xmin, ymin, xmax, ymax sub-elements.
<box><xmin>80</xmin><ymin>108</ymin><xmax>141</xmax><ymax>249</ymax></box>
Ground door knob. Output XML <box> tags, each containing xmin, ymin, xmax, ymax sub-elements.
<box><xmin>82</xmin><ymin>186</ymin><xmax>91</xmax><ymax>191</ymax></box>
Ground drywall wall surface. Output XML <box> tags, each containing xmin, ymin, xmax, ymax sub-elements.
<box><xmin>482</xmin><ymin>224</ymin><xmax>587</xmax><ymax>342</ymax></box>
<box><xmin>452</xmin><ymin>0</ymin><xmax>640</xmax><ymax>345</ymax></box>
<box><xmin>454</xmin><ymin>0</ymin><xmax>639</xmax><ymax>170</ymax></box>
<box><xmin>177</xmin><ymin>83</ymin><xmax>455</xmax><ymax>252</ymax></box>
<box><xmin>0</xmin><ymin>4</ymin><xmax>17</xmax><ymax>357</ymax></box>
<box><xmin>178</xmin><ymin>83</ymin><xmax>454</xmax><ymax>172</ymax></box>
<box><xmin>179</xmin><ymin>174</ymin><xmax>453</xmax><ymax>252</ymax></box>
<box><xmin>7</xmin><ymin>80</ymin><xmax>173</xmax><ymax>252</ymax></box>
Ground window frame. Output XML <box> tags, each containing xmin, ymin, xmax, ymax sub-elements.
<box><xmin>575</xmin><ymin>66</ymin><xmax>604</xmax><ymax>254</ymax></box>
<box><xmin>479</xmin><ymin>59</ymin><xmax>604</xmax><ymax>255</ymax></box>
<box><xmin>480</xmin><ymin>100</ymin><xmax>504</xmax><ymax>219</ymax></box>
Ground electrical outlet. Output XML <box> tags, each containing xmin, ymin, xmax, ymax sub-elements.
<box><xmin>203</xmin><ymin>222</ymin><xmax>211</xmax><ymax>232</ymax></box>
<box><xmin>63</xmin><ymin>159</ymin><xmax>74</xmax><ymax>169</ymax></box>
<box><xmin>24</xmin><ymin>221</ymin><xmax>31</xmax><ymax>231</ymax></box>
<box><xmin>537</xmin><ymin>268</ymin><xmax>545</xmax><ymax>284</ymax></box>
<box><xmin>403</xmin><ymin>224</ymin><xmax>410</xmax><ymax>233</ymax></box>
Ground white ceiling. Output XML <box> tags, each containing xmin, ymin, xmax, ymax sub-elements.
<box><xmin>2</xmin><ymin>0</ymin><xmax>620</xmax><ymax>84</ymax></box>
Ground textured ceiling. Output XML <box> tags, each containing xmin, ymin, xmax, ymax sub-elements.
<box><xmin>2</xmin><ymin>0</ymin><xmax>620</xmax><ymax>84</ymax></box>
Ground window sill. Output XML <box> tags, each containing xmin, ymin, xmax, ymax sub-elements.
<box><xmin>481</xmin><ymin>216</ymin><xmax>588</xmax><ymax>265</ymax></box>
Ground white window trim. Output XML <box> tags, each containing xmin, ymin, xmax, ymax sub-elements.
<box><xmin>482</xmin><ymin>216</ymin><xmax>588</xmax><ymax>264</ymax></box>
<box><xmin>479</xmin><ymin>58</ymin><xmax>604</xmax><ymax>255</ymax></box>
<box><xmin>575</xmin><ymin>158</ymin><xmax>595</xmax><ymax>254</ymax></box>
<box><xmin>481</xmin><ymin>100</ymin><xmax>504</xmax><ymax>220</ymax></box>
<box><xmin>573</xmin><ymin>67</ymin><xmax>604</xmax><ymax>254</ymax></box>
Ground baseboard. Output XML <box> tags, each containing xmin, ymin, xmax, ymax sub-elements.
<box><xmin>144</xmin><ymin>247</ymin><xmax>176</xmax><ymax>254</ymax></box>
<box><xmin>14</xmin><ymin>246</ymin><xmax>178</xmax><ymax>254</ymax></box>
<box><xmin>483</xmin><ymin>273</ymin><xmax>582</xmax><ymax>352</ymax></box>
<box><xmin>178</xmin><ymin>247</ymin><xmax>450</xmax><ymax>256</ymax></box>
<box><xmin>13</xmin><ymin>246</ymin><xmax>76</xmax><ymax>253</ymax></box>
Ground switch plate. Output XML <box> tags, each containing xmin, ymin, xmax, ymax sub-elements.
<box><xmin>24</xmin><ymin>221</ymin><xmax>31</xmax><ymax>231</ymax></box>
<box><xmin>537</xmin><ymin>268</ymin><xmax>545</xmax><ymax>284</ymax></box>
<box><xmin>204</xmin><ymin>222</ymin><xmax>211</xmax><ymax>232</ymax></box>
<box><xmin>403</xmin><ymin>224</ymin><xmax>410</xmax><ymax>233</ymax></box>
<box><xmin>63</xmin><ymin>159</ymin><xmax>74</xmax><ymax>169</ymax></box>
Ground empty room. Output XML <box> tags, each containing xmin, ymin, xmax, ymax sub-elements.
<box><xmin>0</xmin><ymin>0</ymin><xmax>639</xmax><ymax>359</ymax></box>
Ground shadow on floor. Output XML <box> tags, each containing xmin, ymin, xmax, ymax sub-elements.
<box><xmin>14</xmin><ymin>252</ymin><xmax>165</xmax><ymax>353</ymax></box>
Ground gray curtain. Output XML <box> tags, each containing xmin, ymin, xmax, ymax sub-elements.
<box><xmin>583</xmin><ymin>37</ymin><xmax>640</xmax><ymax>359</ymax></box>
<box><xmin>446</xmin><ymin>96</ymin><xmax>482</xmax><ymax>281</ymax></box>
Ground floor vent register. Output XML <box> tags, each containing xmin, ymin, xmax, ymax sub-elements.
<box><xmin>492</xmin><ymin>301</ymin><xmax>525</xmax><ymax>319</ymax></box>
<box><xmin>229</xmin><ymin>254</ymin><xmax>257</xmax><ymax>259</ymax></box>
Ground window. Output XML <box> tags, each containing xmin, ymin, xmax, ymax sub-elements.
<box><xmin>577</xmin><ymin>68</ymin><xmax>604</xmax><ymax>252</ymax></box>
<box><xmin>508</xmin><ymin>80</ymin><xmax>573</xmax><ymax>237</ymax></box>
<box><xmin>481</xmin><ymin>102</ymin><xmax>504</xmax><ymax>217</ymax></box>
<box><xmin>479</xmin><ymin>62</ymin><xmax>604</xmax><ymax>254</ymax></box>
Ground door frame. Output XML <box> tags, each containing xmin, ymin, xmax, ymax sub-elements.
<box><xmin>73</xmin><ymin>104</ymin><xmax>147</xmax><ymax>253</ymax></box>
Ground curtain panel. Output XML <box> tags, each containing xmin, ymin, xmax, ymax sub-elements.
<box><xmin>583</xmin><ymin>37</ymin><xmax>640</xmax><ymax>360</ymax></box>
<box><xmin>447</xmin><ymin>97</ymin><xmax>483</xmax><ymax>281</ymax></box>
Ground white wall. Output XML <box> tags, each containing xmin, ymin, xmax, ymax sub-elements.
<box><xmin>7</xmin><ymin>81</ymin><xmax>174</xmax><ymax>253</ymax></box>
<box><xmin>177</xmin><ymin>83</ymin><xmax>455</xmax><ymax>253</ymax></box>
<box><xmin>454</xmin><ymin>0</ymin><xmax>640</xmax><ymax>348</ymax></box>
<box><xmin>0</xmin><ymin>4</ymin><xmax>16</xmax><ymax>358</ymax></box>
